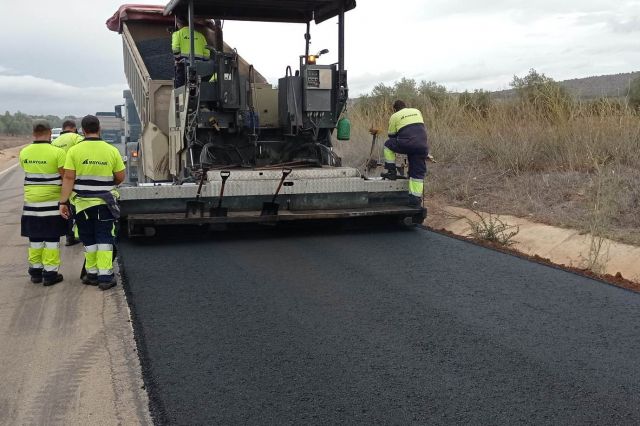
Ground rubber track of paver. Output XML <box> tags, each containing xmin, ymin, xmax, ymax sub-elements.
<box><xmin>118</xmin><ymin>227</ymin><xmax>640</xmax><ymax>425</ymax></box>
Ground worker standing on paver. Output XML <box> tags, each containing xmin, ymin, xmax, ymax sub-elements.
<box><xmin>59</xmin><ymin>115</ymin><xmax>126</xmax><ymax>290</ymax></box>
<box><xmin>381</xmin><ymin>100</ymin><xmax>429</xmax><ymax>207</ymax></box>
<box><xmin>52</xmin><ymin>119</ymin><xmax>84</xmax><ymax>246</ymax></box>
<box><xmin>172</xmin><ymin>15</ymin><xmax>210</xmax><ymax>88</ymax></box>
<box><xmin>19</xmin><ymin>121</ymin><xmax>67</xmax><ymax>286</ymax></box>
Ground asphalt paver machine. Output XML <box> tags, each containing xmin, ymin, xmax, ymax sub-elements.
<box><xmin>107</xmin><ymin>0</ymin><xmax>426</xmax><ymax>235</ymax></box>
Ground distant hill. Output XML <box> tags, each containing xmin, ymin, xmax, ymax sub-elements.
<box><xmin>493</xmin><ymin>71</ymin><xmax>640</xmax><ymax>100</ymax></box>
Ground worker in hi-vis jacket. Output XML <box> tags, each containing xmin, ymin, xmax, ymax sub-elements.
<box><xmin>172</xmin><ymin>15</ymin><xmax>211</xmax><ymax>88</ymax></box>
<box><xmin>52</xmin><ymin>119</ymin><xmax>83</xmax><ymax>246</ymax></box>
<box><xmin>381</xmin><ymin>100</ymin><xmax>429</xmax><ymax>208</ymax></box>
<box><xmin>59</xmin><ymin>115</ymin><xmax>125</xmax><ymax>291</ymax></box>
<box><xmin>19</xmin><ymin>121</ymin><xmax>67</xmax><ymax>286</ymax></box>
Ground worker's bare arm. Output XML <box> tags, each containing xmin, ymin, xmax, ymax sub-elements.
<box><xmin>59</xmin><ymin>169</ymin><xmax>76</xmax><ymax>219</ymax></box>
<box><xmin>114</xmin><ymin>170</ymin><xmax>125</xmax><ymax>185</ymax></box>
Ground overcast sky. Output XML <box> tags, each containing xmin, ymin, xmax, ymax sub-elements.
<box><xmin>1</xmin><ymin>0</ymin><xmax>638</xmax><ymax>116</ymax></box>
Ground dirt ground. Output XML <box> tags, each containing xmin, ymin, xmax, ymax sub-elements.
<box><xmin>0</xmin><ymin>162</ymin><xmax>151</xmax><ymax>425</ymax></box>
<box><xmin>0</xmin><ymin>137</ymin><xmax>28</xmax><ymax>170</ymax></box>
<box><xmin>0</xmin><ymin>135</ymin><xmax>30</xmax><ymax>150</ymax></box>
<box><xmin>425</xmin><ymin>163</ymin><xmax>640</xmax><ymax>247</ymax></box>
<box><xmin>426</xmin><ymin>200</ymin><xmax>640</xmax><ymax>286</ymax></box>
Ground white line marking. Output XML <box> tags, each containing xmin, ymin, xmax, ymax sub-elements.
<box><xmin>0</xmin><ymin>163</ymin><xmax>19</xmax><ymax>177</ymax></box>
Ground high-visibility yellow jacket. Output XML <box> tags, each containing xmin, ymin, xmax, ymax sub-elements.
<box><xmin>387</xmin><ymin>108</ymin><xmax>425</xmax><ymax>137</ymax></box>
<box><xmin>172</xmin><ymin>27</ymin><xmax>210</xmax><ymax>60</ymax></box>
<box><xmin>19</xmin><ymin>141</ymin><xmax>65</xmax><ymax>218</ymax></box>
<box><xmin>64</xmin><ymin>137</ymin><xmax>125</xmax><ymax>213</ymax></box>
<box><xmin>52</xmin><ymin>131</ymin><xmax>83</xmax><ymax>152</ymax></box>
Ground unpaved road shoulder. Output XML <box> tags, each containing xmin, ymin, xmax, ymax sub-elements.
<box><xmin>0</xmin><ymin>144</ymin><xmax>25</xmax><ymax>172</ymax></box>
<box><xmin>0</xmin><ymin>163</ymin><xmax>151</xmax><ymax>424</ymax></box>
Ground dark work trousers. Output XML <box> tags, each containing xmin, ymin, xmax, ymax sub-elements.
<box><xmin>66</xmin><ymin>218</ymin><xmax>75</xmax><ymax>239</ymax></box>
<box><xmin>175</xmin><ymin>58</ymin><xmax>213</xmax><ymax>88</ymax></box>
<box><xmin>384</xmin><ymin>131</ymin><xmax>428</xmax><ymax>180</ymax></box>
<box><xmin>75</xmin><ymin>205</ymin><xmax>116</xmax><ymax>284</ymax></box>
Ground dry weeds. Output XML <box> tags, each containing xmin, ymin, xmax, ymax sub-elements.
<box><xmin>335</xmin><ymin>94</ymin><xmax>640</xmax><ymax>247</ymax></box>
<box><xmin>0</xmin><ymin>136</ymin><xmax>30</xmax><ymax>150</ymax></box>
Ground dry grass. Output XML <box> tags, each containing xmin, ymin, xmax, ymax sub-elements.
<box><xmin>335</xmin><ymin>93</ymin><xmax>640</xmax><ymax>247</ymax></box>
<box><xmin>0</xmin><ymin>136</ymin><xmax>30</xmax><ymax>150</ymax></box>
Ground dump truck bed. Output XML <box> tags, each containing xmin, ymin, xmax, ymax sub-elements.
<box><xmin>113</xmin><ymin>6</ymin><xmax>267</xmax><ymax>136</ymax></box>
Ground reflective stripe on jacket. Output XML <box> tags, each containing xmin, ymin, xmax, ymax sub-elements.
<box><xmin>19</xmin><ymin>141</ymin><xmax>65</xmax><ymax>204</ymax></box>
<box><xmin>387</xmin><ymin>108</ymin><xmax>425</xmax><ymax>137</ymax></box>
<box><xmin>64</xmin><ymin>137</ymin><xmax>126</xmax><ymax>213</ymax></box>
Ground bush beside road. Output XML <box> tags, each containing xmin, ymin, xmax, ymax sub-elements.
<box><xmin>337</xmin><ymin>70</ymin><xmax>640</xmax><ymax>247</ymax></box>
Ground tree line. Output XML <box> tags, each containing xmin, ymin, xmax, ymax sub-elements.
<box><xmin>0</xmin><ymin>112</ymin><xmax>80</xmax><ymax>136</ymax></box>
<box><xmin>356</xmin><ymin>70</ymin><xmax>640</xmax><ymax>119</ymax></box>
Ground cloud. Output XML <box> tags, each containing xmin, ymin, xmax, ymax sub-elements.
<box><xmin>422</xmin><ymin>0</ymin><xmax>629</xmax><ymax>20</ymax></box>
<box><xmin>349</xmin><ymin>71</ymin><xmax>404</xmax><ymax>95</ymax></box>
<box><xmin>607</xmin><ymin>16</ymin><xmax>640</xmax><ymax>34</ymax></box>
<box><xmin>1</xmin><ymin>0</ymin><xmax>639</xmax><ymax>112</ymax></box>
<box><xmin>0</xmin><ymin>75</ymin><xmax>125</xmax><ymax>116</ymax></box>
<box><xmin>0</xmin><ymin>65</ymin><xmax>14</xmax><ymax>74</ymax></box>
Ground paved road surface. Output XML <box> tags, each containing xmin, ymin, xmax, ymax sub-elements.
<box><xmin>120</xmin><ymin>226</ymin><xmax>640</xmax><ymax>425</ymax></box>
<box><xmin>0</xmin><ymin>161</ymin><xmax>151</xmax><ymax>425</ymax></box>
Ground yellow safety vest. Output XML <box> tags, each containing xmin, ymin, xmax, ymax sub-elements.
<box><xmin>172</xmin><ymin>27</ymin><xmax>210</xmax><ymax>60</ymax></box>
<box><xmin>388</xmin><ymin>108</ymin><xmax>424</xmax><ymax>137</ymax></box>
<box><xmin>52</xmin><ymin>131</ymin><xmax>83</xmax><ymax>152</ymax></box>
<box><xmin>64</xmin><ymin>137</ymin><xmax>126</xmax><ymax>213</ymax></box>
<box><xmin>19</xmin><ymin>141</ymin><xmax>65</xmax><ymax>217</ymax></box>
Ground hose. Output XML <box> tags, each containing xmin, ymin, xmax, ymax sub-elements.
<box><xmin>285</xmin><ymin>66</ymin><xmax>299</xmax><ymax>136</ymax></box>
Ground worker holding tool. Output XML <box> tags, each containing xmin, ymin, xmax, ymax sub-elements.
<box><xmin>59</xmin><ymin>115</ymin><xmax>125</xmax><ymax>291</ymax></box>
<box><xmin>19</xmin><ymin>121</ymin><xmax>67</xmax><ymax>286</ymax></box>
<box><xmin>381</xmin><ymin>100</ymin><xmax>430</xmax><ymax>207</ymax></box>
<box><xmin>52</xmin><ymin>119</ymin><xmax>84</xmax><ymax>246</ymax></box>
<box><xmin>172</xmin><ymin>15</ymin><xmax>211</xmax><ymax>88</ymax></box>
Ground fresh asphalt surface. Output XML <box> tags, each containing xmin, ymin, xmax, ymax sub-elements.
<box><xmin>119</xmin><ymin>225</ymin><xmax>640</xmax><ymax>425</ymax></box>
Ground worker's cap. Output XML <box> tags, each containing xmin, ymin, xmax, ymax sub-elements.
<box><xmin>32</xmin><ymin>120</ymin><xmax>51</xmax><ymax>133</ymax></box>
<box><xmin>81</xmin><ymin>115</ymin><xmax>100</xmax><ymax>133</ymax></box>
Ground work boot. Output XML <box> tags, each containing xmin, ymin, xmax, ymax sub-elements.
<box><xmin>82</xmin><ymin>273</ymin><xmax>98</xmax><ymax>286</ymax></box>
<box><xmin>29</xmin><ymin>268</ymin><xmax>43</xmax><ymax>284</ymax></box>
<box><xmin>98</xmin><ymin>278</ymin><xmax>117</xmax><ymax>291</ymax></box>
<box><xmin>43</xmin><ymin>273</ymin><xmax>63</xmax><ymax>287</ymax></box>
<box><xmin>65</xmin><ymin>236</ymin><xmax>80</xmax><ymax>247</ymax></box>
<box><xmin>408</xmin><ymin>194</ymin><xmax>423</xmax><ymax>208</ymax></box>
<box><xmin>381</xmin><ymin>165</ymin><xmax>398</xmax><ymax>180</ymax></box>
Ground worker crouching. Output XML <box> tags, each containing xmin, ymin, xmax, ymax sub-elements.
<box><xmin>381</xmin><ymin>100</ymin><xmax>429</xmax><ymax>208</ymax></box>
<box><xmin>19</xmin><ymin>121</ymin><xmax>67</xmax><ymax>286</ymax></box>
<box><xmin>59</xmin><ymin>115</ymin><xmax>126</xmax><ymax>291</ymax></box>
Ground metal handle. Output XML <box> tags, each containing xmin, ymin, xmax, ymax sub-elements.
<box><xmin>195</xmin><ymin>168</ymin><xmax>208</xmax><ymax>200</ymax></box>
<box><xmin>217</xmin><ymin>170</ymin><xmax>230</xmax><ymax>208</ymax></box>
<box><xmin>272</xmin><ymin>168</ymin><xmax>292</xmax><ymax>202</ymax></box>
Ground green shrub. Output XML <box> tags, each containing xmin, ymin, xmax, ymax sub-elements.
<box><xmin>511</xmin><ymin>69</ymin><xmax>574</xmax><ymax>122</ymax></box>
